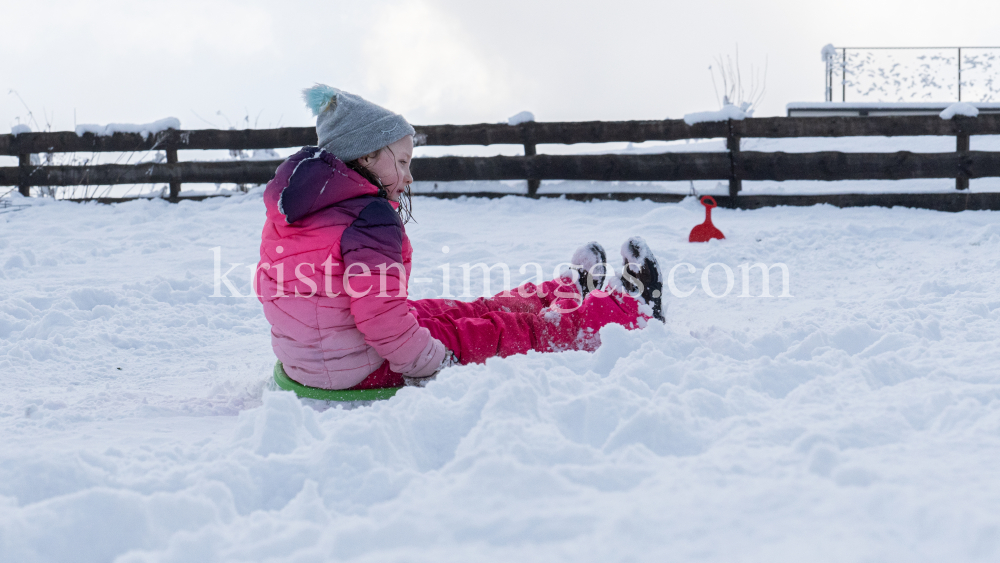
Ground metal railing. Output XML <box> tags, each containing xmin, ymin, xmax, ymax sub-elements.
<box><xmin>825</xmin><ymin>46</ymin><xmax>1000</xmax><ymax>103</ymax></box>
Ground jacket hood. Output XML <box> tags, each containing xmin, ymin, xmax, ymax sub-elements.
<box><xmin>264</xmin><ymin>146</ymin><xmax>379</xmax><ymax>224</ymax></box>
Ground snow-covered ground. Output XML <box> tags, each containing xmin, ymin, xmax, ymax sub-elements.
<box><xmin>1</xmin><ymin>193</ymin><xmax>999</xmax><ymax>562</ymax></box>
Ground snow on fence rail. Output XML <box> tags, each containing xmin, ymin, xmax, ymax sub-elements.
<box><xmin>3</xmin><ymin>115</ymin><xmax>1000</xmax><ymax>211</ymax></box>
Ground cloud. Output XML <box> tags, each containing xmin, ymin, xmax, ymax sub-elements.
<box><xmin>6</xmin><ymin>0</ymin><xmax>1000</xmax><ymax>137</ymax></box>
<box><xmin>1</xmin><ymin>0</ymin><xmax>275</xmax><ymax>58</ymax></box>
<box><xmin>358</xmin><ymin>0</ymin><xmax>520</xmax><ymax>124</ymax></box>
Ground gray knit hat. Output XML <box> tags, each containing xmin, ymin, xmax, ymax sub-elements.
<box><xmin>302</xmin><ymin>84</ymin><xmax>415</xmax><ymax>162</ymax></box>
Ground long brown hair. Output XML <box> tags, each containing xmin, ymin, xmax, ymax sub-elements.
<box><xmin>344</xmin><ymin>149</ymin><xmax>414</xmax><ymax>225</ymax></box>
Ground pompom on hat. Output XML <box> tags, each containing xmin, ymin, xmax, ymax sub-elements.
<box><xmin>302</xmin><ymin>84</ymin><xmax>415</xmax><ymax>163</ymax></box>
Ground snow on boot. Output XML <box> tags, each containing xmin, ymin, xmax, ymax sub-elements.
<box><xmin>618</xmin><ymin>236</ymin><xmax>664</xmax><ymax>322</ymax></box>
<box><xmin>570</xmin><ymin>241</ymin><xmax>607</xmax><ymax>299</ymax></box>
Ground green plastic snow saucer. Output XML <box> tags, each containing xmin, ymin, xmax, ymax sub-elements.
<box><xmin>272</xmin><ymin>361</ymin><xmax>401</xmax><ymax>402</ymax></box>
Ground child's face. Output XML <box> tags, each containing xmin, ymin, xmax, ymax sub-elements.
<box><xmin>359</xmin><ymin>135</ymin><xmax>414</xmax><ymax>202</ymax></box>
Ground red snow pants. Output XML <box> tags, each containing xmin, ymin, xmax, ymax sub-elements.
<box><xmin>349</xmin><ymin>277</ymin><xmax>648</xmax><ymax>390</ymax></box>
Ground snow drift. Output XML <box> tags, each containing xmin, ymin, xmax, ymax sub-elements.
<box><xmin>1</xmin><ymin>194</ymin><xmax>999</xmax><ymax>562</ymax></box>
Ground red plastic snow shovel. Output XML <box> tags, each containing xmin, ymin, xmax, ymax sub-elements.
<box><xmin>689</xmin><ymin>196</ymin><xmax>725</xmax><ymax>242</ymax></box>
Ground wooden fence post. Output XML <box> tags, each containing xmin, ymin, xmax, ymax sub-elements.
<box><xmin>18</xmin><ymin>153</ymin><xmax>31</xmax><ymax>197</ymax></box>
<box><xmin>165</xmin><ymin>148</ymin><xmax>181</xmax><ymax>201</ymax></box>
<box><xmin>956</xmin><ymin>131</ymin><xmax>970</xmax><ymax>191</ymax></box>
<box><xmin>727</xmin><ymin>121</ymin><xmax>741</xmax><ymax>206</ymax></box>
<box><xmin>524</xmin><ymin>143</ymin><xmax>540</xmax><ymax>197</ymax></box>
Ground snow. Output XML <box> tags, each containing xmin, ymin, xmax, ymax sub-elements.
<box><xmin>10</xmin><ymin>124</ymin><xmax>31</xmax><ymax>137</ymax></box>
<box><xmin>2</xmin><ymin>193</ymin><xmax>1000</xmax><ymax>562</ymax></box>
<box><xmin>683</xmin><ymin>103</ymin><xmax>749</xmax><ymax>125</ymax></box>
<box><xmin>940</xmin><ymin>102</ymin><xmax>980</xmax><ymax>119</ymax></box>
<box><xmin>507</xmin><ymin>111</ymin><xmax>535</xmax><ymax>125</ymax></box>
<box><xmin>570</xmin><ymin>242</ymin><xmax>604</xmax><ymax>273</ymax></box>
<box><xmin>821</xmin><ymin>44</ymin><xmax>838</xmax><ymax>63</ymax></box>
<box><xmin>74</xmin><ymin>118</ymin><xmax>181</xmax><ymax>139</ymax></box>
<box><xmin>246</xmin><ymin>148</ymin><xmax>280</xmax><ymax>160</ymax></box>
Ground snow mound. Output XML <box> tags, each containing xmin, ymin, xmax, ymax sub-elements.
<box><xmin>75</xmin><ymin>117</ymin><xmax>181</xmax><ymax>139</ymax></box>
<box><xmin>507</xmin><ymin>111</ymin><xmax>535</xmax><ymax>125</ymax></box>
<box><xmin>10</xmin><ymin>124</ymin><xmax>31</xmax><ymax>137</ymax></box>
<box><xmin>683</xmin><ymin>103</ymin><xmax>749</xmax><ymax>125</ymax></box>
<box><xmin>940</xmin><ymin>102</ymin><xmax>979</xmax><ymax>119</ymax></box>
<box><xmin>821</xmin><ymin>43</ymin><xmax>838</xmax><ymax>63</ymax></box>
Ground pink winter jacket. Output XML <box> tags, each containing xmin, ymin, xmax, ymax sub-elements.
<box><xmin>257</xmin><ymin>147</ymin><xmax>447</xmax><ymax>389</ymax></box>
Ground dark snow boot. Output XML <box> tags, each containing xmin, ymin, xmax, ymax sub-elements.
<box><xmin>619</xmin><ymin>236</ymin><xmax>665</xmax><ymax>322</ymax></box>
<box><xmin>570</xmin><ymin>241</ymin><xmax>607</xmax><ymax>300</ymax></box>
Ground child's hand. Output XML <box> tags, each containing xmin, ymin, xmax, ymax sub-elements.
<box><xmin>403</xmin><ymin>350</ymin><xmax>457</xmax><ymax>387</ymax></box>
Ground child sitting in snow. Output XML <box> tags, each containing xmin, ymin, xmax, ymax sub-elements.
<box><xmin>257</xmin><ymin>85</ymin><xmax>665</xmax><ymax>390</ymax></box>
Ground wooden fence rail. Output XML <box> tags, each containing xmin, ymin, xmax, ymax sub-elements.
<box><xmin>2</xmin><ymin>114</ymin><xmax>999</xmax><ymax>210</ymax></box>
<box><xmin>5</xmin><ymin>151</ymin><xmax>999</xmax><ymax>186</ymax></box>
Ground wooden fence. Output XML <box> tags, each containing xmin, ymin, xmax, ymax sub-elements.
<box><xmin>3</xmin><ymin>115</ymin><xmax>1000</xmax><ymax>211</ymax></box>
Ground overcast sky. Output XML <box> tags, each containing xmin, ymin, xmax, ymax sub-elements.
<box><xmin>4</xmin><ymin>0</ymin><xmax>1000</xmax><ymax>133</ymax></box>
